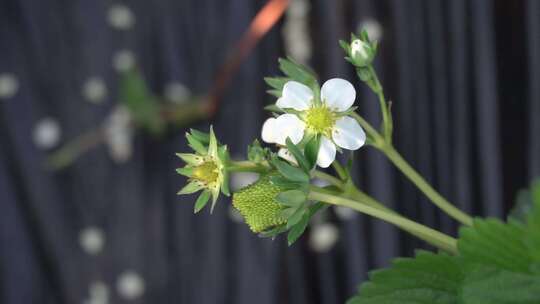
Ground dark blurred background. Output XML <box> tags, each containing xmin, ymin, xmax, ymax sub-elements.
<box><xmin>0</xmin><ymin>0</ymin><xmax>539</xmax><ymax>303</ymax></box>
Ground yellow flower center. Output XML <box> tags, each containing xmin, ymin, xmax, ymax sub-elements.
<box><xmin>305</xmin><ymin>105</ymin><xmax>336</xmax><ymax>136</ymax></box>
<box><xmin>192</xmin><ymin>160</ymin><xmax>219</xmax><ymax>185</ymax></box>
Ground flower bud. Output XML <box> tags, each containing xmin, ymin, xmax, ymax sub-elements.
<box><xmin>350</xmin><ymin>39</ymin><xmax>375</xmax><ymax>67</ymax></box>
<box><xmin>232</xmin><ymin>174</ymin><xmax>287</xmax><ymax>233</ymax></box>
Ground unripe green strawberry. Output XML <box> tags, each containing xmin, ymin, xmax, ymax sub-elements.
<box><xmin>232</xmin><ymin>174</ymin><xmax>287</xmax><ymax>233</ymax></box>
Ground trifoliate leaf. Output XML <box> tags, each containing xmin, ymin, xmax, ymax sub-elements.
<box><xmin>347</xmin><ymin>251</ymin><xmax>462</xmax><ymax>304</ymax></box>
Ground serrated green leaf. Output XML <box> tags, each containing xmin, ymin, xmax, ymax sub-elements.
<box><xmin>461</xmin><ymin>266</ymin><xmax>540</xmax><ymax>303</ymax></box>
<box><xmin>508</xmin><ymin>189</ymin><xmax>533</xmax><ymax>223</ymax></box>
<box><xmin>285</xmin><ymin>138</ymin><xmax>311</xmax><ymax>172</ymax></box>
<box><xmin>458</xmin><ymin>218</ymin><xmax>531</xmax><ymax>273</ymax></box>
<box><xmin>276</xmin><ymin>190</ymin><xmax>307</xmax><ymax>207</ymax></box>
<box><xmin>348</xmin><ymin>251</ymin><xmax>462</xmax><ymax>304</ymax></box>
<box><xmin>526</xmin><ymin>180</ymin><xmax>540</xmax><ymax>265</ymax></box>
<box><xmin>194</xmin><ymin>190</ymin><xmax>211</xmax><ymax>213</ymax></box>
<box><xmin>272</xmin><ymin>158</ymin><xmax>309</xmax><ymax>183</ymax></box>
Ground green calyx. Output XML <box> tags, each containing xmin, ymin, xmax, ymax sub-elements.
<box><xmin>232</xmin><ymin>174</ymin><xmax>287</xmax><ymax>233</ymax></box>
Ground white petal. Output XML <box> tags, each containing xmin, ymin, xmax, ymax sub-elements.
<box><xmin>278</xmin><ymin>148</ymin><xmax>298</xmax><ymax>165</ymax></box>
<box><xmin>276</xmin><ymin>81</ymin><xmax>313</xmax><ymax>110</ymax></box>
<box><xmin>273</xmin><ymin>114</ymin><xmax>306</xmax><ymax>145</ymax></box>
<box><xmin>332</xmin><ymin>116</ymin><xmax>366</xmax><ymax>150</ymax></box>
<box><xmin>261</xmin><ymin>117</ymin><xmax>278</xmax><ymax>143</ymax></box>
<box><xmin>321</xmin><ymin>78</ymin><xmax>356</xmax><ymax>112</ymax></box>
<box><xmin>316</xmin><ymin>136</ymin><xmax>336</xmax><ymax>168</ymax></box>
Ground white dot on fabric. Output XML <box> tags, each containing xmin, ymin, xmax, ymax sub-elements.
<box><xmin>358</xmin><ymin>18</ymin><xmax>383</xmax><ymax>41</ymax></box>
<box><xmin>33</xmin><ymin>117</ymin><xmax>61</xmax><ymax>150</ymax></box>
<box><xmin>87</xmin><ymin>280</ymin><xmax>109</xmax><ymax>304</ymax></box>
<box><xmin>164</xmin><ymin>82</ymin><xmax>190</xmax><ymax>104</ymax></box>
<box><xmin>117</xmin><ymin>271</ymin><xmax>145</xmax><ymax>300</ymax></box>
<box><xmin>82</xmin><ymin>77</ymin><xmax>107</xmax><ymax>104</ymax></box>
<box><xmin>0</xmin><ymin>73</ymin><xmax>19</xmax><ymax>99</ymax></box>
<box><xmin>309</xmin><ymin>223</ymin><xmax>339</xmax><ymax>253</ymax></box>
<box><xmin>105</xmin><ymin>106</ymin><xmax>133</xmax><ymax>163</ymax></box>
<box><xmin>334</xmin><ymin>206</ymin><xmax>356</xmax><ymax>221</ymax></box>
<box><xmin>107</xmin><ymin>5</ymin><xmax>135</xmax><ymax>30</ymax></box>
<box><xmin>79</xmin><ymin>227</ymin><xmax>105</xmax><ymax>255</ymax></box>
<box><xmin>112</xmin><ymin>50</ymin><xmax>135</xmax><ymax>72</ymax></box>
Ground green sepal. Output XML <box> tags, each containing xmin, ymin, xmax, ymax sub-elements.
<box><xmin>194</xmin><ymin>190</ymin><xmax>211</xmax><ymax>213</ymax></box>
<box><xmin>186</xmin><ymin>133</ymin><xmax>207</xmax><ymax>154</ymax></box>
<box><xmin>286</xmin><ymin>206</ymin><xmax>306</xmax><ymax>229</ymax></box>
<box><xmin>304</xmin><ymin>136</ymin><xmax>320</xmax><ymax>169</ymax></box>
<box><xmin>271</xmin><ymin>158</ymin><xmax>309</xmax><ymax>183</ymax></box>
<box><xmin>208</xmin><ymin>125</ymin><xmax>218</xmax><ymax>157</ymax></box>
<box><xmin>269</xmin><ymin>175</ymin><xmax>303</xmax><ymax>190</ymax></box>
<box><xmin>264</xmin><ymin>77</ymin><xmax>289</xmax><ymax>91</ymax></box>
<box><xmin>287</xmin><ymin>212</ymin><xmax>310</xmax><ymax>246</ymax></box>
<box><xmin>264</xmin><ymin>104</ymin><xmax>285</xmax><ymax>113</ymax></box>
<box><xmin>176</xmin><ymin>153</ymin><xmax>202</xmax><ymax>165</ymax></box>
<box><xmin>267</xmin><ymin>89</ymin><xmax>282</xmax><ymax>98</ymax></box>
<box><xmin>259</xmin><ymin>224</ymin><xmax>288</xmax><ymax>239</ymax></box>
<box><xmin>276</xmin><ymin>190</ymin><xmax>307</xmax><ymax>207</ymax></box>
<box><xmin>177</xmin><ymin>181</ymin><xmax>204</xmax><ymax>195</ymax></box>
<box><xmin>285</xmin><ymin>138</ymin><xmax>311</xmax><ymax>172</ymax></box>
<box><xmin>189</xmin><ymin>128</ymin><xmax>210</xmax><ymax>144</ymax></box>
<box><xmin>176</xmin><ymin>167</ymin><xmax>193</xmax><ymax>177</ymax></box>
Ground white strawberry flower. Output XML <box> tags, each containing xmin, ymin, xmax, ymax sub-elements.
<box><xmin>262</xmin><ymin>78</ymin><xmax>366</xmax><ymax>168</ymax></box>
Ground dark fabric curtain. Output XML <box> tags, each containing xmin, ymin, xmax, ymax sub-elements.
<box><xmin>0</xmin><ymin>0</ymin><xmax>538</xmax><ymax>303</ymax></box>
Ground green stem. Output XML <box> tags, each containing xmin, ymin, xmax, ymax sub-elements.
<box><xmin>367</xmin><ymin>65</ymin><xmax>392</xmax><ymax>142</ymax></box>
<box><xmin>309</xmin><ymin>188</ymin><xmax>458</xmax><ymax>254</ymax></box>
<box><xmin>227</xmin><ymin>160</ymin><xmax>269</xmax><ymax>173</ymax></box>
<box><xmin>349</xmin><ymin>113</ymin><xmax>472</xmax><ymax>226</ymax></box>
<box><xmin>382</xmin><ymin>145</ymin><xmax>473</xmax><ymax>226</ymax></box>
<box><xmin>332</xmin><ymin>161</ymin><xmax>347</xmax><ymax>180</ymax></box>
